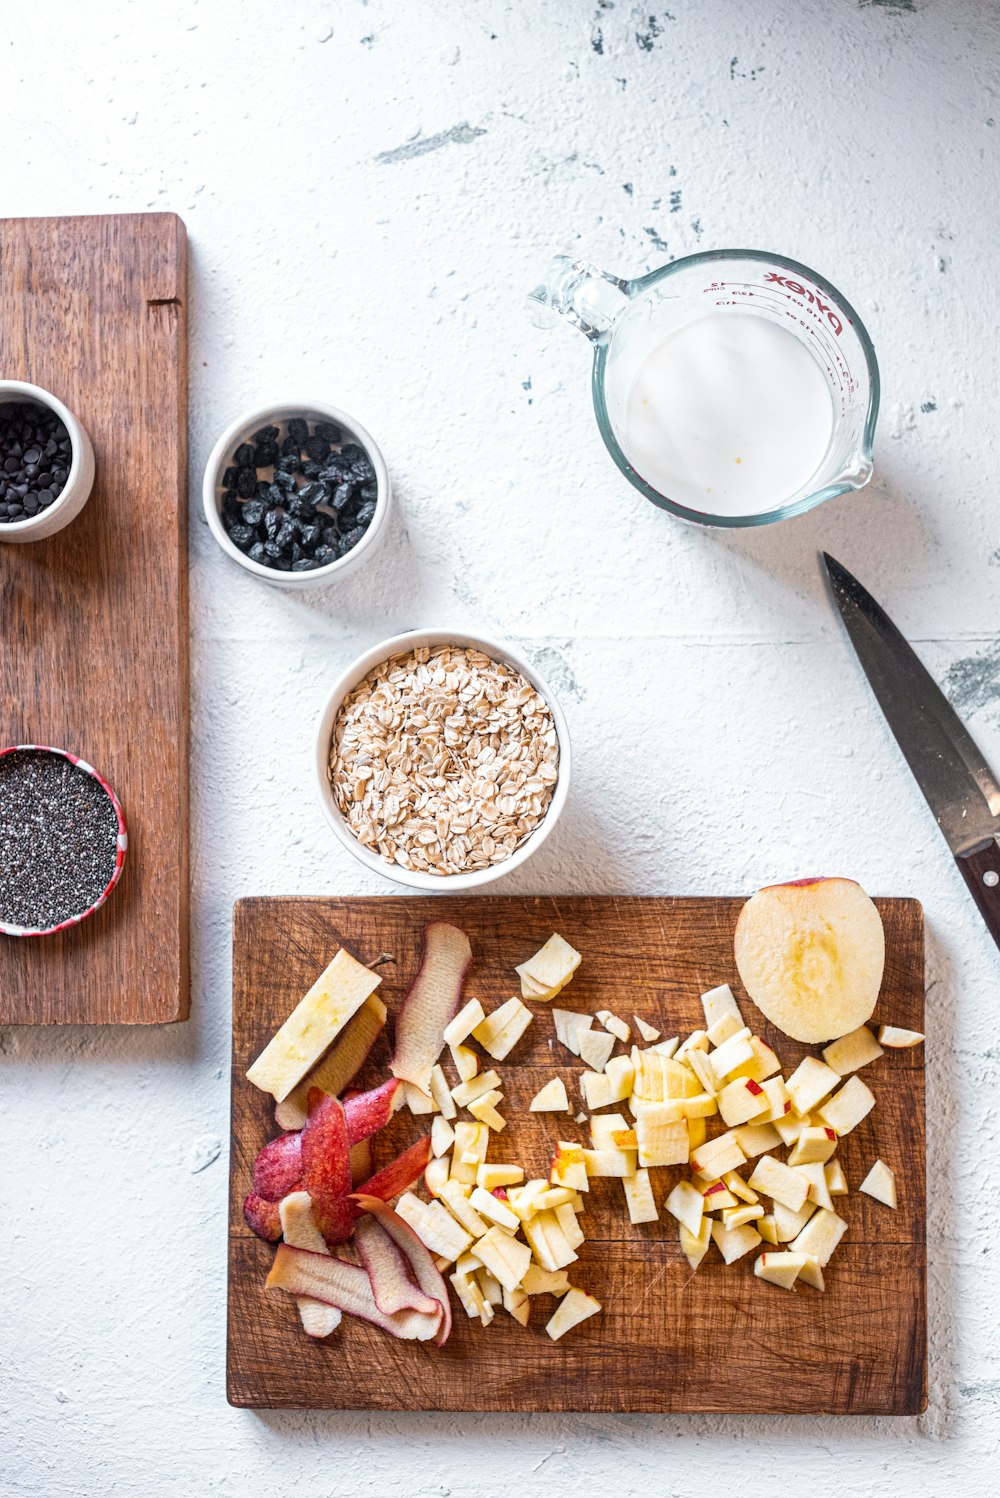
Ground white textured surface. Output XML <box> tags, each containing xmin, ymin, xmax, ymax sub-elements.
<box><xmin>3</xmin><ymin>1</ymin><xmax>1000</xmax><ymax>1493</ymax></box>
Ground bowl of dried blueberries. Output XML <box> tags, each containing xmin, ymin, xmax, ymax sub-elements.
<box><xmin>202</xmin><ymin>401</ymin><xmax>390</xmax><ymax>587</ymax></box>
<box><xmin>0</xmin><ymin>381</ymin><xmax>96</xmax><ymax>543</ymax></box>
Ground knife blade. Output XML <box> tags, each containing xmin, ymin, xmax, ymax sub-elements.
<box><xmin>822</xmin><ymin>552</ymin><xmax>1000</xmax><ymax>949</ymax></box>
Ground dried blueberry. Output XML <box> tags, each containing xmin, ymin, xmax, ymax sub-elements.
<box><xmin>251</xmin><ymin>424</ymin><xmax>279</xmax><ymax>445</ymax></box>
<box><xmin>254</xmin><ymin>443</ymin><xmax>279</xmax><ymax>470</ymax></box>
<box><xmin>242</xmin><ymin>498</ymin><xmax>266</xmax><ymax>527</ymax></box>
<box><xmin>340</xmin><ymin>526</ymin><xmax>365</xmax><ymax>552</ymax></box>
<box><xmin>305</xmin><ymin>435</ymin><xmax>330</xmax><ymax>461</ymax></box>
<box><xmin>229</xmin><ymin>524</ymin><xmax>257</xmax><ymax>551</ymax></box>
<box><xmin>332</xmin><ymin>482</ymin><xmax>354</xmax><ymax>511</ymax></box>
<box><xmin>275</xmin><ymin>520</ymin><xmax>299</xmax><ymax>552</ymax></box>
<box><xmin>356</xmin><ymin>500</ymin><xmax>376</xmax><ymax>525</ymax></box>
<box><xmin>291</xmin><ymin>556</ymin><xmax>323</xmax><ymax>571</ymax></box>
<box><xmin>340</xmin><ymin>443</ymin><xmax>364</xmax><ymax>465</ymax></box>
<box><xmin>272</xmin><ymin>469</ymin><xmax>296</xmax><ymax>493</ymax></box>
<box><xmin>222</xmin><ymin>466</ymin><xmax>239</xmax><ymax>488</ymax></box>
<box><xmin>263</xmin><ymin>508</ymin><xmax>283</xmax><ymax>539</ymax></box>
<box><xmin>296</xmin><ymin>481</ymin><xmax>324</xmax><ymax>504</ymax></box>
<box><xmin>359</xmin><ymin>480</ymin><xmax>378</xmax><ymax>501</ymax></box>
<box><xmin>236</xmin><ymin>466</ymin><xmax>258</xmax><ymax>498</ymax></box>
<box><xmin>256</xmin><ymin>479</ymin><xmax>272</xmax><ymax>499</ymax></box>
<box><xmin>298</xmin><ymin>523</ymin><xmax>322</xmax><ymax>549</ymax></box>
<box><xmin>285</xmin><ymin>417</ymin><xmax>307</xmax><ymax>444</ymax></box>
<box><xmin>302</xmin><ymin>460</ymin><xmax>321</xmax><ymax>478</ymax></box>
<box><xmin>287</xmin><ymin>497</ymin><xmax>317</xmax><ymax>524</ymax></box>
<box><xmin>247</xmin><ymin>542</ymin><xmax>268</xmax><ymax>564</ymax></box>
<box><xmin>313</xmin><ymin>545</ymin><xmax>338</xmax><ymax>566</ymax></box>
<box><xmin>221</xmin><ymin>492</ymin><xmax>242</xmax><ymax>525</ymax></box>
<box><xmin>314</xmin><ymin>421</ymin><xmax>342</xmax><ymax>443</ymax></box>
<box><xmin>234</xmin><ymin>442</ymin><xmax>256</xmax><ymax>467</ymax></box>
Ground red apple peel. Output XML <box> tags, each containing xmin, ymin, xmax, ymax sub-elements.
<box><xmin>243</xmin><ymin>1190</ymin><xmax>283</xmax><ymax>1241</ymax></box>
<box><xmin>353</xmin><ymin>1194</ymin><xmax>451</xmax><ymax>1345</ymax></box>
<box><xmin>266</xmin><ymin>1244</ymin><xmax>439</xmax><ymax>1341</ymax></box>
<box><xmin>358</xmin><ymin>1136</ymin><xmax>433</xmax><ymax>1203</ymax></box>
<box><xmin>352</xmin><ymin>1214</ymin><xmax>441</xmax><ymax>1320</ymax></box>
<box><xmin>302</xmin><ymin>1090</ymin><xmax>355</xmax><ymax>1245</ymax></box>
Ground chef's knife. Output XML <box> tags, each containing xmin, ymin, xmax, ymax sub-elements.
<box><xmin>822</xmin><ymin>552</ymin><xmax>1000</xmax><ymax>949</ymax></box>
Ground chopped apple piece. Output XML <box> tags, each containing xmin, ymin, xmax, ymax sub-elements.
<box><xmin>452</xmin><ymin>1070</ymin><xmax>502</xmax><ymax>1108</ymax></box>
<box><xmin>552</xmin><ymin>1008</ymin><xmax>595</xmax><ymax>1056</ymax></box>
<box><xmin>582</xmin><ymin>1054</ymin><xmax>634</xmax><ymax>1108</ymax></box>
<box><xmin>817</xmin><ymin>1075</ymin><xmax>875</xmax><ymax>1136</ymax></box>
<box><xmin>792</xmin><ymin>1161</ymin><xmax>834</xmax><ymax>1213</ymax></box>
<box><xmin>701</xmin><ymin>1180</ymin><xmax>738</xmax><ymax>1211</ymax></box>
<box><xmin>404</xmin><ymin>1082</ymin><xmax>437</xmax><ymax>1115</ymax></box>
<box><xmin>275</xmin><ymin>994</ymin><xmax>388</xmax><ymax>1129</ymax></box>
<box><xmin>786</xmin><ymin>1057</ymin><xmax>840</xmax><ymax>1118</ymax></box>
<box><xmin>476</xmin><ymin>1265</ymin><xmax>503</xmax><ymax>1307</ymax></box>
<box><xmin>279</xmin><ymin>1192</ymin><xmax>343</xmax><ymax>1339</ymax></box>
<box><xmin>443</xmin><ymin>997</ymin><xmax>486</xmax><ymax>1049</ymax></box>
<box><xmin>623</xmin><ymin>1168</ymin><xmax>658</xmax><ymax>1224</ymax></box>
<box><xmin>728</xmin><ymin>1036</ymin><xmax>782</xmax><ymax>1083</ymax></box>
<box><xmin>449</xmin><ymin>1042</ymin><xmax>479</xmax><ymax>1082</ymax></box>
<box><xmin>508</xmin><ymin>1178</ymin><xmax>549</xmax><ymax>1222</ymax></box>
<box><xmin>732</xmin><ymin>1120</ymin><xmax>783</xmax><ymax>1158</ymax></box>
<box><xmin>395</xmin><ymin>1192</ymin><xmax>473</xmax><ymax>1263</ymax></box>
<box><xmin>877</xmin><ymin>1025</ymin><xmax>924</xmax><ymax>1048</ymax></box>
<box><xmin>788</xmin><ymin>1125</ymin><xmax>838</xmax><ymax>1167</ymax></box>
<box><xmin>797</xmin><ymin>1254</ymin><xmax>825</xmax><ymax>1290</ymax></box>
<box><xmin>723</xmin><ymin>1203</ymin><xmax>764</xmax><ymax>1229</ymax></box>
<box><xmin>583</xmin><ymin>1148</ymin><xmax>636</xmax><ymax>1178</ymax></box>
<box><xmin>503</xmin><ymin>1284</ymin><xmax>531</xmax><ymax>1326</ymax></box>
<box><xmin>771</xmin><ymin>1111</ymin><xmax>807</xmax><ymax>1147</ymax></box>
<box><xmin>747</xmin><ymin>1155</ymin><xmax>810</xmax><ymax>1212</ymax></box>
<box><xmin>429</xmin><ymin>1063</ymin><xmax>457</xmax><ymax>1120</ymax></box>
<box><xmin>760</xmin><ymin>1075</ymin><xmax>792</xmax><ymax>1122</ymax></box>
<box><xmin>523</xmin><ymin>1210</ymin><xmax>578</xmax><ymax>1271</ymax></box>
<box><xmin>734</xmin><ymin>878</ymin><xmax>885</xmax><ymax>1043</ymax></box>
<box><xmin>754</xmin><ymin>1251</ymin><xmax>808</xmax><ymax>1289</ymax></box>
<box><xmin>530</xmin><ymin>1077</ymin><xmax>569</xmax><ymax>1113</ymax></box>
<box><xmin>449</xmin><ymin>1122</ymin><xmax>489</xmax><ymax>1184</ymax></box>
<box><xmin>518</xmin><ymin>934</ymin><xmax>582</xmax><ymax>998</ymax></box>
<box><xmin>578</xmin><ymin>1027</ymin><xmax>616</xmax><ymax>1073</ymax></box>
<box><xmin>687</xmin><ymin>1116</ymin><xmax>707</xmax><ymax>1150</ymax></box>
<box><xmin>711</xmin><ymin>1219</ymin><xmax>762</xmax><ymax>1264</ymax></box>
<box><xmin>467</xmin><ymin>1091</ymin><xmax>506</xmax><ymax>1131</ymax></box>
<box><xmin>685</xmin><ymin>1048</ymin><xmax>718</xmax><ymax>1097</ymax></box>
<box><xmin>532</xmin><ymin>1185</ymin><xmax>578</xmax><ymax>1211</ymax></box>
<box><xmin>706</xmin><ymin>1011</ymin><xmax>743</xmax><ymax>1047</ymax></box>
<box><xmin>474</xmin><ymin>1225</ymin><xmax>532</xmax><ymax>1291</ymax></box>
<box><xmin>649</xmin><ymin>1036</ymin><xmax>680</xmax><ymax>1059</ymax></box>
<box><xmin>469</xmin><ymin>1185</ymin><xmax>519</xmax><ymax>1231</ymax></box>
<box><xmin>822</xmin><ymin>1025</ymin><xmax>883</xmax><ymax>1075</ymax></box>
<box><xmin>550</xmin><ymin>1142</ymin><xmax>589</xmax><ymax>1192</ymax></box>
<box><xmin>555</xmin><ymin>1200</ymin><xmax>585</xmax><ymax>1250</ymax></box>
<box><xmin>859</xmin><ymin>1158</ymin><xmax>897</xmax><ymax>1208</ymax></box>
<box><xmin>701</xmin><ymin>983</ymin><xmax>743</xmax><ymax>1030</ymax></box>
<box><xmin>589</xmin><ymin>1111</ymin><xmax>630</xmax><ymax>1147</ymax></box>
<box><xmin>431</xmin><ymin>1116</ymin><xmax>455</xmax><ymax>1158</ymax></box>
<box><xmin>680</xmin><ymin>1216</ymin><xmax>712</xmax><ymax>1270</ymax></box>
<box><xmin>825</xmin><ymin>1159</ymin><xmax>848</xmax><ymax>1195</ymax></box>
<box><xmin>545</xmin><ymin>1287</ymin><xmax>601</xmax><ymax>1341</ymax></box>
<box><xmin>247</xmin><ymin>948</ymin><xmax>382</xmax><ymax>1101</ymax></box>
<box><xmin>473</xmin><ymin>997</ymin><xmax>533</xmax><ymax>1060</ymax></box>
<box><xmin>722</xmin><ymin>1170</ymin><xmax>759</xmax><ymax>1204</ymax></box>
<box><xmin>596</xmin><ymin>1010</ymin><xmax>630</xmax><ymax>1043</ymax></box>
<box><xmin>690</xmin><ymin>1131</ymin><xmax>747</xmax><ymax>1179</ymax></box>
<box><xmin>424</xmin><ymin>1155</ymin><xmax>449</xmax><ymax>1198</ymax></box>
<box><xmin>450</xmin><ymin>1266</ymin><xmax>492</xmax><ymax>1323</ymax></box>
<box><xmin>708</xmin><ymin>1027</ymin><xmax>754</xmax><ymax>1082</ymax></box>
<box><xmin>773</xmin><ymin>1198</ymin><xmax>817</xmax><ymax>1242</ymax></box>
<box><xmin>665</xmin><ymin>1179</ymin><xmax>705</xmax><ymax>1236</ymax></box>
<box><xmin>522</xmin><ymin>1264</ymin><xmax>570</xmax><ymax>1296</ymax></box>
<box><xmin>476</xmin><ymin>1164</ymin><xmax>523</xmax><ymax>1190</ymax></box>
<box><xmin>676</xmin><ymin>1029</ymin><xmax>710</xmax><ymax>1059</ymax></box>
<box><xmin>717</xmin><ymin>1076</ymin><xmax>769</xmax><ymax>1127</ymax></box>
<box><xmin>636</xmin><ymin>1109</ymin><xmax>689</xmax><ymax>1168</ymax></box>
<box><xmin>634</xmin><ymin>1016</ymin><xmax>660</xmax><ymax>1043</ymax></box>
<box><xmin>439</xmin><ymin>1180</ymin><xmax>489</xmax><ymax>1236</ymax></box>
<box><xmin>789</xmin><ymin>1206</ymin><xmax>848</xmax><ymax>1265</ymax></box>
<box><xmin>758</xmin><ymin>1213</ymin><xmax>779</xmax><ymax>1245</ymax></box>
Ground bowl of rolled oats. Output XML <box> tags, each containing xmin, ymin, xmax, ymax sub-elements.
<box><xmin>315</xmin><ymin>630</ymin><xmax>570</xmax><ymax>888</ymax></box>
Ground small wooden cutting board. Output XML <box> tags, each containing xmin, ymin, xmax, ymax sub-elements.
<box><xmin>227</xmin><ymin>895</ymin><xmax>926</xmax><ymax>1414</ymax></box>
<box><xmin>0</xmin><ymin>213</ymin><xmax>188</xmax><ymax>1024</ymax></box>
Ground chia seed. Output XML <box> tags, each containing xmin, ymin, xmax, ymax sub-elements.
<box><xmin>0</xmin><ymin>751</ymin><xmax>121</xmax><ymax>930</ymax></box>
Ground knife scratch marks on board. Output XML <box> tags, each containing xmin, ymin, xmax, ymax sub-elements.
<box><xmin>943</xmin><ymin>642</ymin><xmax>1000</xmax><ymax>721</ymax></box>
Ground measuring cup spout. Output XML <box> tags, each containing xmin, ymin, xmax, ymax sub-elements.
<box><xmin>526</xmin><ymin>256</ymin><xmax>631</xmax><ymax>341</ymax></box>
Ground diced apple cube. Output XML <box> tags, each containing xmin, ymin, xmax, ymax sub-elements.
<box><xmin>701</xmin><ymin>1180</ymin><xmax>738</xmax><ymax>1211</ymax></box>
<box><xmin>443</xmin><ymin>998</ymin><xmax>486</xmax><ymax>1048</ymax></box>
<box><xmin>708</xmin><ymin>1027</ymin><xmax>754</xmax><ymax>1082</ymax></box>
<box><xmin>502</xmin><ymin>1283</ymin><xmax>531</xmax><ymax>1326</ymax></box>
<box><xmin>792</xmin><ymin>1160</ymin><xmax>834</xmax><ymax>1213</ymax></box>
<box><xmin>877</xmin><ymin>1025</ymin><xmax>924</xmax><ymax>1048</ymax></box>
<box><xmin>634</xmin><ymin>1016</ymin><xmax>660</xmax><ymax>1043</ymax></box>
<box><xmin>722</xmin><ymin>1170</ymin><xmax>759</xmax><ymax>1204</ymax></box>
<box><xmin>649</xmin><ymin>1036</ymin><xmax>680</xmax><ymax>1058</ymax></box>
<box><xmin>859</xmin><ymin>1158</ymin><xmax>897</xmax><ymax>1207</ymax></box>
<box><xmin>760</xmin><ymin>1075</ymin><xmax>792</xmax><ymax>1122</ymax></box>
<box><xmin>685</xmin><ymin>1047</ymin><xmax>718</xmax><ymax>1097</ymax></box>
<box><xmin>552</xmin><ymin>1008</ymin><xmax>595</xmax><ymax>1057</ymax></box>
<box><xmin>717</xmin><ymin>1075</ymin><xmax>770</xmax><ymax>1127</ymax></box>
<box><xmin>440</xmin><ymin>1179</ymin><xmax>489</xmax><ymax>1236</ymax></box>
<box><xmin>532</xmin><ymin>1185</ymin><xmax>578</xmax><ymax>1211</ymax></box>
<box><xmin>701</xmin><ymin>983</ymin><xmax>743</xmax><ymax>1030</ymax></box>
<box><xmin>622</xmin><ymin>1168</ymin><xmax>658</xmax><ymax>1224</ymax></box>
<box><xmin>789</xmin><ymin>1206</ymin><xmax>848</xmax><ymax>1265</ymax></box>
<box><xmin>747</xmin><ymin>1155</ymin><xmax>810</xmax><ymax>1212</ymax></box>
<box><xmin>583</xmin><ymin>1148</ymin><xmax>636</xmax><ymax>1178</ymax></box>
<box><xmin>395</xmin><ymin>1191</ymin><xmax>473</xmax><ymax>1263</ymax></box>
<box><xmin>473</xmin><ymin>997</ymin><xmax>533</xmax><ymax>1060</ymax></box>
<box><xmin>521</xmin><ymin>1264</ymin><xmax>570</xmax><ymax>1296</ymax></box>
<box><xmin>451</xmin><ymin>1072</ymin><xmax>502</xmax><ymax>1109</ymax></box>
<box><xmin>431</xmin><ymin>1115</ymin><xmax>456</xmax><ymax>1157</ymax></box>
<box><xmin>450</xmin><ymin>1267</ymin><xmax>491</xmax><ymax>1322</ymax></box>
<box><xmin>578</xmin><ymin>1027</ymin><xmax>616</xmax><ymax>1073</ymax></box>
<box><xmin>545</xmin><ymin>1287</ymin><xmax>601</xmax><ymax>1341</ymax></box>
<box><xmin>771</xmin><ymin>1111</ymin><xmax>807</xmax><ymax>1147</ymax></box>
<box><xmin>773</xmin><ymin>1198</ymin><xmax>817</xmax><ymax>1242</ymax></box>
<box><xmin>404</xmin><ymin>1082</ymin><xmax>438</xmax><ymax>1115</ymax></box>
<box><xmin>728</xmin><ymin>1036</ymin><xmax>782</xmax><ymax>1084</ymax></box>
<box><xmin>550</xmin><ymin>1142</ymin><xmax>589</xmax><ymax>1192</ymax></box>
<box><xmin>476</xmin><ymin>1163</ymin><xmax>524</xmax><ymax>1190</ymax></box>
<box><xmin>690</xmin><ymin>1130</ymin><xmax>747</xmax><ymax>1180</ymax></box>
<box><xmin>817</xmin><ymin>1075</ymin><xmax>875</xmax><ymax>1136</ymax></box>
<box><xmin>519</xmin><ymin>934</ymin><xmax>582</xmax><ymax>997</ymax></box>
<box><xmin>710</xmin><ymin>1219</ymin><xmax>762</xmax><ymax>1264</ymax></box>
<box><xmin>825</xmin><ymin>1159</ymin><xmax>848</xmax><ymax>1195</ymax></box>
<box><xmin>424</xmin><ymin>1155</ymin><xmax>449</xmax><ymax>1198</ymax></box>
<box><xmin>469</xmin><ymin>1185</ymin><xmax>520</xmax><ymax>1231</ymax></box>
<box><xmin>449</xmin><ymin>1043</ymin><xmax>479</xmax><ymax>1082</ymax></box>
<box><xmin>758</xmin><ymin>1213</ymin><xmax>779</xmax><ymax>1245</ymax></box>
<box><xmin>676</xmin><ymin>1029</ymin><xmax>710</xmax><ymax>1059</ymax></box>
<box><xmin>822</xmin><ymin>1025</ymin><xmax>883</xmax><ymax>1075</ymax></box>
<box><xmin>467</xmin><ymin>1091</ymin><xmax>506</xmax><ymax>1131</ymax></box>
<box><xmin>754</xmin><ymin>1251</ymin><xmax>809</xmax><ymax>1289</ymax></box>
<box><xmin>429</xmin><ymin>1063</ymin><xmax>457</xmax><ymax>1119</ymax></box>
<box><xmin>449</xmin><ymin>1121</ymin><xmax>489</xmax><ymax>1183</ymax></box>
<box><xmin>636</xmin><ymin>1109</ymin><xmax>689</xmax><ymax>1168</ymax></box>
<box><xmin>598</xmin><ymin>1054</ymin><xmax>634</xmax><ymax>1105</ymax></box>
<box><xmin>797</xmin><ymin>1254</ymin><xmax>825</xmax><ymax>1290</ymax></box>
<box><xmin>687</xmin><ymin>1116</ymin><xmax>707</xmax><ymax>1150</ymax></box>
<box><xmin>665</xmin><ymin>1179</ymin><xmax>704</xmax><ymax>1236</ymax></box>
<box><xmin>788</xmin><ymin>1125</ymin><xmax>838</xmax><ymax>1166</ymax></box>
<box><xmin>680</xmin><ymin>1216</ymin><xmax>712</xmax><ymax>1269</ymax></box>
<box><xmin>596</xmin><ymin>1010</ymin><xmax>630</xmax><ymax>1043</ymax></box>
<box><xmin>589</xmin><ymin>1112</ymin><xmax>630</xmax><ymax>1147</ymax></box>
<box><xmin>523</xmin><ymin>1210</ymin><xmax>578</xmax><ymax>1271</ymax></box>
<box><xmin>723</xmin><ymin>1203</ymin><xmax>764</xmax><ymax>1229</ymax></box>
<box><xmin>732</xmin><ymin>1121</ymin><xmax>783</xmax><ymax>1158</ymax></box>
<box><xmin>508</xmin><ymin>1178</ymin><xmax>548</xmax><ymax>1222</ymax></box>
<box><xmin>530</xmin><ymin>1077</ymin><xmax>569</xmax><ymax>1112</ymax></box>
<box><xmin>786</xmin><ymin>1056</ymin><xmax>840</xmax><ymax>1117</ymax></box>
<box><xmin>555</xmin><ymin>1201</ymin><xmax>585</xmax><ymax>1250</ymax></box>
<box><xmin>476</xmin><ymin>1266</ymin><xmax>503</xmax><ymax>1306</ymax></box>
<box><xmin>474</xmin><ymin>1225</ymin><xmax>532</xmax><ymax>1292</ymax></box>
<box><xmin>707</xmin><ymin>1011</ymin><xmax>743</xmax><ymax>1046</ymax></box>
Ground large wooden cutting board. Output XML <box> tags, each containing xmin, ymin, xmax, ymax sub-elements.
<box><xmin>227</xmin><ymin>896</ymin><xmax>926</xmax><ymax>1414</ymax></box>
<box><xmin>0</xmin><ymin>213</ymin><xmax>188</xmax><ymax>1024</ymax></box>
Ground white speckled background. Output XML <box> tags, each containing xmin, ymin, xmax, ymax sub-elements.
<box><xmin>2</xmin><ymin>0</ymin><xmax>999</xmax><ymax>1492</ymax></box>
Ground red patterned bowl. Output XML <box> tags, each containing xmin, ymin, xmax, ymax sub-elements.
<box><xmin>0</xmin><ymin>745</ymin><xmax>128</xmax><ymax>937</ymax></box>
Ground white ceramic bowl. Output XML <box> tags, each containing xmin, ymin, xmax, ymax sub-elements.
<box><xmin>0</xmin><ymin>380</ymin><xmax>96</xmax><ymax>543</ymax></box>
<box><xmin>314</xmin><ymin>629</ymin><xmax>571</xmax><ymax>890</ymax></box>
<box><xmin>201</xmin><ymin>400</ymin><xmax>391</xmax><ymax>589</ymax></box>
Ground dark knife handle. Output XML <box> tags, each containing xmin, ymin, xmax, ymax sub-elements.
<box><xmin>955</xmin><ymin>839</ymin><xmax>1000</xmax><ymax>949</ymax></box>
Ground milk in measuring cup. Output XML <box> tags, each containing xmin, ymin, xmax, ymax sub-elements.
<box><xmin>624</xmin><ymin>312</ymin><xmax>835</xmax><ymax>516</ymax></box>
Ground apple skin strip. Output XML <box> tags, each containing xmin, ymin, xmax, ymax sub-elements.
<box><xmin>391</xmin><ymin>922</ymin><xmax>473</xmax><ymax>1092</ymax></box>
<box><xmin>354</xmin><ymin>1193</ymin><xmax>452</xmax><ymax>1346</ymax></box>
<box><xmin>353</xmin><ymin>1214</ymin><xmax>441</xmax><ymax>1319</ymax></box>
<box><xmin>243</xmin><ymin>1190</ymin><xmax>283</xmax><ymax>1241</ymax></box>
<box><xmin>253</xmin><ymin>1079</ymin><xmax>401</xmax><ymax>1201</ymax></box>
<box><xmin>301</xmin><ymin>1091</ymin><xmax>355</xmax><ymax>1245</ymax></box>
<box><xmin>266</xmin><ymin>1244</ymin><xmax>439</xmax><ymax>1341</ymax></box>
<box><xmin>357</xmin><ymin>1136</ymin><xmax>433</xmax><ymax>1204</ymax></box>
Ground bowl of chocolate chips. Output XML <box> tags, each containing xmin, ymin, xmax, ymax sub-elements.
<box><xmin>202</xmin><ymin>400</ymin><xmax>391</xmax><ymax>588</ymax></box>
<box><xmin>0</xmin><ymin>381</ymin><xmax>95</xmax><ymax>542</ymax></box>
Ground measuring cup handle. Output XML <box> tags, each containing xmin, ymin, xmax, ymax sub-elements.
<box><xmin>526</xmin><ymin>256</ymin><xmax>631</xmax><ymax>340</ymax></box>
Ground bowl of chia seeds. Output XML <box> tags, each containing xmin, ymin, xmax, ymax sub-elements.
<box><xmin>0</xmin><ymin>746</ymin><xmax>127</xmax><ymax>937</ymax></box>
<box><xmin>0</xmin><ymin>381</ymin><xmax>96</xmax><ymax>543</ymax></box>
<box><xmin>202</xmin><ymin>400</ymin><xmax>391</xmax><ymax>588</ymax></box>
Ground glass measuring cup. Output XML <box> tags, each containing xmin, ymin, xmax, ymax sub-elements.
<box><xmin>527</xmin><ymin>249</ymin><xmax>879</xmax><ymax>528</ymax></box>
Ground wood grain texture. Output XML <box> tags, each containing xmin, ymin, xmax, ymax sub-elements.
<box><xmin>0</xmin><ymin>214</ymin><xmax>188</xmax><ymax>1024</ymax></box>
<box><xmin>227</xmin><ymin>895</ymin><xmax>926</xmax><ymax>1414</ymax></box>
